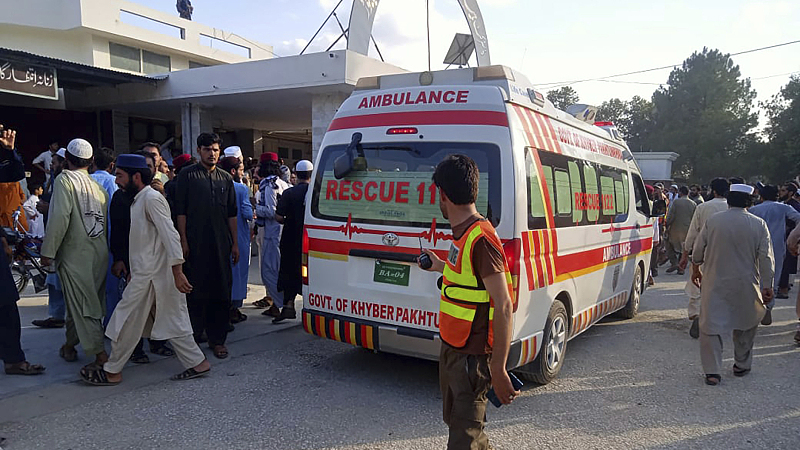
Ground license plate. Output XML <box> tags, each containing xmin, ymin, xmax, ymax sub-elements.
<box><xmin>373</xmin><ymin>260</ymin><xmax>410</xmax><ymax>286</ymax></box>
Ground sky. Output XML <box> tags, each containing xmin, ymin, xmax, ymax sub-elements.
<box><xmin>132</xmin><ymin>0</ymin><xmax>799</xmax><ymax>115</ymax></box>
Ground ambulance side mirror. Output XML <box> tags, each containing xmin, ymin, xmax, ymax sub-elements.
<box><xmin>334</xmin><ymin>132</ymin><xmax>363</xmax><ymax>179</ymax></box>
<box><xmin>650</xmin><ymin>199</ymin><xmax>667</xmax><ymax>217</ymax></box>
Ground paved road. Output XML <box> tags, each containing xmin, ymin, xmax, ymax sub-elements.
<box><xmin>1</xmin><ymin>273</ymin><xmax>799</xmax><ymax>450</ymax></box>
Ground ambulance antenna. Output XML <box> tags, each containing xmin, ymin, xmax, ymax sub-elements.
<box><xmin>426</xmin><ymin>0</ymin><xmax>432</xmax><ymax>71</ymax></box>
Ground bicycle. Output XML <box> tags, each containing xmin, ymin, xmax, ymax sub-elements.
<box><xmin>5</xmin><ymin>209</ymin><xmax>49</xmax><ymax>293</ymax></box>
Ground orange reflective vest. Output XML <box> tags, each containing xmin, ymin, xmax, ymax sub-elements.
<box><xmin>439</xmin><ymin>219</ymin><xmax>512</xmax><ymax>349</ymax></box>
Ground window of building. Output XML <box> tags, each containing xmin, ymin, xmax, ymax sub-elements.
<box><xmin>109</xmin><ymin>42</ymin><xmax>171</xmax><ymax>74</ymax></box>
<box><xmin>278</xmin><ymin>147</ymin><xmax>289</xmax><ymax>159</ymax></box>
<box><xmin>189</xmin><ymin>61</ymin><xmax>209</xmax><ymax>69</ymax></box>
<box><xmin>142</xmin><ymin>50</ymin><xmax>171</xmax><ymax>74</ymax></box>
<box><xmin>109</xmin><ymin>42</ymin><xmax>141</xmax><ymax>72</ymax></box>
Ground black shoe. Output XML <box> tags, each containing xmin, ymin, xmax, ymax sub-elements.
<box><xmin>272</xmin><ymin>308</ymin><xmax>297</xmax><ymax>324</ymax></box>
<box><xmin>230</xmin><ymin>308</ymin><xmax>247</xmax><ymax>324</ymax></box>
<box><xmin>261</xmin><ymin>305</ymin><xmax>280</xmax><ymax>317</ymax></box>
<box><xmin>794</xmin><ymin>329</ymin><xmax>800</xmax><ymax>345</ymax></box>
<box><xmin>776</xmin><ymin>292</ymin><xmax>789</xmax><ymax>299</ymax></box>
<box><xmin>666</xmin><ymin>266</ymin><xmax>679</xmax><ymax>273</ymax></box>
<box><xmin>31</xmin><ymin>318</ymin><xmax>65</xmax><ymax>328</ymax></box>
<box><xmin>194</xmin><ymin>332</ymin><xmax>208</xmax><ymax>344</ymax></box>
<box><xmin>689</xmin><ymin>317</ymin><xmax>699</xmax><ymax>339</ymax></box>
<box><xmin>227</xmin><ymin>323</ymin><xmax>235</xmax><ymax>332</ymax></box>
<box><xmin>652</xmin><ymin>269</ymin><xmax>659</xmax><ymax>277</ymax></box>
<box><xmin>130</xmin><ymin>351</ymin><xmax>150</xmax><ymax>364</ymax></box>
<box><xmin>761</xmin><ymin>310</ymin><xmax>772</xmax><ymax>326</ymax></box>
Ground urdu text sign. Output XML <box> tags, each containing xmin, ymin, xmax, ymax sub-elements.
<box><xmin>0</xmin><ymin>61</ymin><xmax>58</xmax><ymax>100</ymax></box>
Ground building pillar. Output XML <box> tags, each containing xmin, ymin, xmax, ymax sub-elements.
<box><xmin>311</xmin><ymin>92</ymin><xmax>349</xmax><ymax>162</ymax></box>
<box><xmin>111</xmin><ymin>110</ymin><xmax>129</xmax><ymax>154</ymax></box>
<box><xmin>181</xmin><ymin>103</ymin><xmax>209</xmax><ymax>158</ymax></box>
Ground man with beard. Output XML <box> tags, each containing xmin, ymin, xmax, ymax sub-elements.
<box><xmin>41</xmin><ymin>139</ymin><xmax>109</xmax><ymax>371</ymax></box>
<box><xmin>81</xmin><ymin>154</ymin><xmax>210</xmax><ymax>385</ymax></box>
<box><xmin>777</xmin><ymin>182</ymin><xmax>800</xmax><ymax>299</ymax></box>
<box><xmin>748</xmin><ymin>184</ymin><xmax>800</xmax><ymax>325</ymax></box>
<box><xmin>31</xmin><ymin>148</ymin><xmax>67</xmax><ymax>329</ymax></box>
<box><xmin>219</xmin><ymin>156</ymin><xmax>253</xmax><ymax>324</ymax></box>
<box><xmin>175</xmin><ymin>133</ymin><xmax>238</xmax><ymax>359</ymax></box>
<box><xmin>689</xmin><ymin>184</ymin><xmax>705</xmax><ymax>205</ymax></box>
<box><xmin>273</xmin><ymin>160</ymin><xmax>312</xmax><ymax>323</ymax></box>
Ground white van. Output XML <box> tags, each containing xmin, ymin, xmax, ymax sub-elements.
<box><xmin>301</xmin><ymin>65</ymin><xmax>659</xmax><ymax>384</ymax></box>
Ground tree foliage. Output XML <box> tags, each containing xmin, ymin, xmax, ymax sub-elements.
<box><xmin>546</xmin><ymin>86</ymin><xmax>580</xmax><ymax>111</ymax></box>
<box><xmin>596</xmin><ymin>96</ymin><xmax>654</xmax><ymax>152</ymax></box>
<box><xmin>760</xmin><ymin>75</ymin><xmax>800</xmax><ymax>183</ymax></box>
<box><xmin>646</xmin><ymin>48</ymin><xmax>758</xmax><ymax>182</ymax></box>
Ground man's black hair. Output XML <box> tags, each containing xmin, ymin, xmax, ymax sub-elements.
<box><xmin>728</xmin><ymin>191</ymin><xmax>752</xmax><ymax>208</ymax></box>
<box><xmin>139</xmin><ymin>142</ymin><xmax>160</xmax><ymax>152</ymax></box>
<box><xmin>296</xmin><ymin>170</ymin><xmax>312</xmax><ymax>181</ymax></box>
<box><xmin>679</xmin><ymin>186</ymin><xmax>689</xmax><ymax>196</ymax></box>
<box><xmin>119</xmin><ymin>165</ymin><xmax>153</xmax><ymax>186</ymax></box>
<box><xmin>196</xmin><ymin>133</ymin><xmax>222</xmax><ymax>148</ymax></box>
<box><xmin>710</xmin><ymin>178</ymin><xmax>729</xmax><ymax>197</ymax></box>
<box><xmin>759</xmin><ymin>184</ymin><xmax>779</xmax><ymax>202</ymax></box>
<box><xmin>432</xmin><ymin>154</ymin><xmax>479</xmax><ymax>205</ymax></box>
<box><xmin>94</xmin><ymin>147</ymin><xmax>115</xmax><ymax>170</ymax></box>
<box><xmin>258</xmin><ymin>160</ymin><xmax>281</xmax><ymax>178</ymax></box>
<box><xmin>784</xmin><ymin>181</ymin><xmax>798</xmax><ymax>194</ymax></box>
<box><xmin>690</xmin><ymin>184</ymin><xmax>700</xmax><ymax>190</ymax></box>
<box><xmin>729</xmin><ymin>177</ymin><xmax>744</xmax><ymax>185</ymax></box>
<box><xmin>65</xmin><ymin>151</ymin><xmax>92</xmax><ymax>169</ymax></box>
<box><xmin>219</xmin><ymin>156</ymin><xmax>241</xmax><ymax>175</ymax></box>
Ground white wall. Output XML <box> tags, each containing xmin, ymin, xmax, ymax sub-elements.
<box><xmin>0</xmin><ymin>25</ymin><xmax>94</xmax><ymax>65</ymax></box>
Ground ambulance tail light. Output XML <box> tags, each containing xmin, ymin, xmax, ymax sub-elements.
<box><xmin>386</xmin><ymin>127</ymin><xmax>418</xmax><ymax>135</ymax></box>
<box><xmin>594</xmin><ymin>121</ymin><xmax>615</xmax><ymax>127</ymax></box>
<box><xmin>473</xmin><ymin>65</ymin><xmax>515</xmax><ymax>82</ymax></box>
<box><xmin>502</xmin><ymin>238</ymin><xmax>521</xmax><ymax>310</ymax></box>
<box><xmin>302</xmin><ymin>227</ymin><xmax>309</xmax><ymax>285</ymax></box>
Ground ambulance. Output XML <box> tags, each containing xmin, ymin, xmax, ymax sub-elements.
<box><xmin>301</xmin><ymin>65</ymin><xmax>661</xmax><ymax>384</ymax></box>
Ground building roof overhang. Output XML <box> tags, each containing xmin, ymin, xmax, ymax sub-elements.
<box><xmin>0</xmin><ymin>47</ymin><xmax>163</xmax><ymax>89</ymax></box>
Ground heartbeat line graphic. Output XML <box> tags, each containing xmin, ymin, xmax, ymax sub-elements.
<box><xmin>311</xmin><ymin>215</ymin><xmax>452</xmax><ymax>245</ymax></box>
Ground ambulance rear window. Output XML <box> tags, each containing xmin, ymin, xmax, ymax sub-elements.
<box><xmin>311</xmin><ymin>142</ymin><xmax>501</xmax><ymax>228</ymax></box>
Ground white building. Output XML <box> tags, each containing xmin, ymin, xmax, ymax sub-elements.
<box><xmin>0</xmin><ymin>0</ymin><xmax>407</xmax><ymax>172</ymax></box>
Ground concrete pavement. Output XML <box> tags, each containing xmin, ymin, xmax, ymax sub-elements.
<box><xmin>1</xmin><ymin>271</ymin><xmax>799</xmax><ymax>449</ymax></box>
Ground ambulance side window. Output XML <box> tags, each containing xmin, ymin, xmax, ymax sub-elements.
<box><xmin>525</xmin><ymin>148</ymin><xmax>547</xmax><ymax>230</ymax></box>
<box><xmin>553</xmin><ymin>169</ymin><xmax>572</xmax><ymax>217</ymax></box>
<box><xmin>542</xmin><ymin>166</ymin><xmax>555</xmax><ymax>215</ymax></box>
<box><xmin>621</xmin><ymin>173</ymin><xmax>630</xmax><ymax>214</ymax></box>
<box><xmin>632</xmin><ymin>173</ymin><xmax>650</xmax><ymax>216</ymax></box>
<box><xmin>583</xmin><ymin>164</ymin><xmax>600</xmax><ymax>223</ymax></box>
<box><xmin>568</xmin><ymin>161</ymin><xmax>583</xmax><ymax>224</ymax></box>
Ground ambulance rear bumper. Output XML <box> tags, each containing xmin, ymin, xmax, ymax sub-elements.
<box><xmin>302</xmin><ymin>309</ymin><xmax>441</xmax><ymax>361</ymax></box>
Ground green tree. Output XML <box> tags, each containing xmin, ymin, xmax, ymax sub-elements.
<box><xmin>596</xmin><ymin>96</ymin><xmax>655</xmax><ymax>152</ymax></box>
<box><xmin>760</xmin><ymin>75</ymin><xmax>800</xmax><ymax>183</ymax></box>
<box><xmin>648</xmin><ymin>48</ymin><xmax>758</xmax><ymax>182</ymax></box>
<box><xmin>546</xmin><ymin>86</ymin><xmax>580</xmax><ymax>110</ymax></box>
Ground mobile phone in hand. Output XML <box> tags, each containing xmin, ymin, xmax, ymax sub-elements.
<box><xmin>487</xmin><ymin>371</ymin><xmax>524</xmax><ymax>408</ymax></box>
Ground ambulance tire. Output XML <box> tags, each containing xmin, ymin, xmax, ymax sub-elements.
<box><xmin>514</xmin><ymin>300</ymin><xmax>568</xmax><ymax>385</ymax></box>
<box><xmin>619</xmin><ymin>265</ymin><xmax>642</xmax><ymax>319</ymax></box>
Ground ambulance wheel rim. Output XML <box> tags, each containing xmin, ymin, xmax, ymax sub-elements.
<box><xmin>632</xmin><ymin>267</ymin><xmax>642</xmax><ymax>310</ymax></box>
<box><xmin>546</xmin><ymin>316</ymin><xmax>566</xmax><ymax>370</ymax></box>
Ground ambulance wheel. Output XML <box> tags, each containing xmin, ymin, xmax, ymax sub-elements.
<box><xmin>619</xmin><ymin>265</ymin><xmax>642</xmax><ymax>319</ymax></box>
<box><xmin>514</xmin><ymin>300</ymin><xmax>568</xmax><ymax>385</ymax></box>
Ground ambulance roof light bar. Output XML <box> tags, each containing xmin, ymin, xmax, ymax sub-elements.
<box><xmin>473</xmin><ymin>65</ymin><xmax>515</xmax><ymax>82</ymax></box>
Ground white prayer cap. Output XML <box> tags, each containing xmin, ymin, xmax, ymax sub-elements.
<box><xmin>296</xmin><ymin>160</ymin><xmax>313</xmax><ymax>172</ymax></box>
<box><xmin>66</xmin><ymin>138</ymin><xmax>92</xmax><ymax>159</ymax></box>
<box><xmin>56</xmin><ymin>148</ymin><xmax>66</xmax><ymax>158</ymax></box>
<box><xmin>224</xmin><ymin>146</ymin><xmax>242</xmax><ymax>159</ymax></box>
<box><xmin>730</xmin><ymin>184</ymin><xmax>754</xmax><ymax>195</ymax></box>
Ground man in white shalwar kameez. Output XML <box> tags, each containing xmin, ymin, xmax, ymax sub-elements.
<box><xmin>691</xmin><ymin>184</ymin><xmax>774</xmax><ymax>386</ymax></box>
<box><xmin>679</xmin><ymin>178</ymin><xmax>730</xmax><ymax>338</ymax></box>
<box><xmin>80</xmin><ymin>154</ymin><xmax>209</xmax><ymax>386</ymax></box>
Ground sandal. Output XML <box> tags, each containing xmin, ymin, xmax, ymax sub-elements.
<box><xmin>211</xmin><ymin>345</ymin><xmax>229</xmax><ymax>359</ymax></box>
<box><xmin>129</xmin><ymin>352</ymin><xmax>150</xmax><ymax>364</ymax></box>
<box><xmin>80</xmin><ymin>367</ymin><xmax>120</xmax><ymax>386</ymax></box>
<box><xmin>733</xmin><ymin>365</ymin><xmax>751</xmax><ymax>377</ymax></box>
<box><xmin>149</xmin><ymin>345</ymin><xmax>175</xmax><ymax>357</ymax></box>
<box><xmin>4</xmin><ymin>361</ymin><xmax>46</xmax><ymax>375</ymax></box>
<box><xmin>704</xmin><ymin>374</ymin><xmax>721</xmax><ymax>386</ymax></box>
<box><xmin>253</xmin><ymin>297</ymin><xmax>272</xmax><ymax>309</ymax></box>
<box><xmin>170</xmin><ymin>367</ymin><xmax>210</xmax><ymax>381</ymax></box>
<box><xmin>59</xmin><ymin>345</ymin><xmax>78</xmax><ymax>362</ymax></box>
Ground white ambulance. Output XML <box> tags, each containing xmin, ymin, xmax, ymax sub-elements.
<box><xmin>301</xmin><ymin>65</ymin><xmax>661</xmax><ymax>384</ymax></box>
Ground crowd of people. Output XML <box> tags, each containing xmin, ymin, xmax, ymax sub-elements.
<box><xmin>647</xmin><ymin>177</ymin><xmax>800</xmax><ymax>385</ymax></box>
<box><xmin>0</xmin><ymin>126</ymin><xmax>313</xmax><ymax>385</ymax></box>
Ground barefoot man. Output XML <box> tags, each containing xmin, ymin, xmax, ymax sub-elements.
<box><xmin>81</xmin><ymin>154</ymin><xmax>210</xmax><ymax>385</ymax></box>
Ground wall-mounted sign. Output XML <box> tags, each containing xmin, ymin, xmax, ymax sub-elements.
<box><xmin>0</xmin><ymin>61</ymin><xmax>58</xmax><ymax>100</ymax></box>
